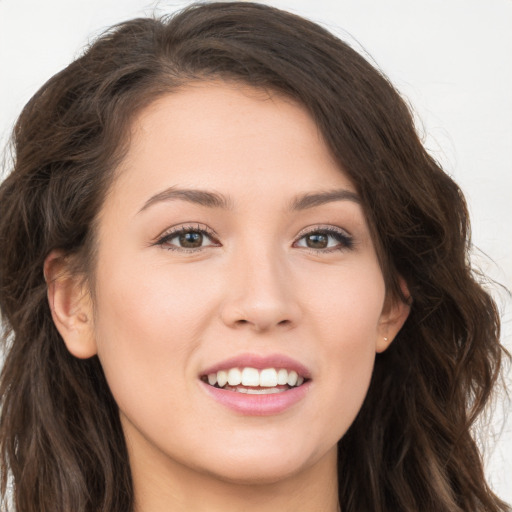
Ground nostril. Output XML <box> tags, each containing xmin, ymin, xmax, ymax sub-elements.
<box><xmin>231</xmin><ymin>317</ymin><xmax>291</xmax><ymax>331</ymax></box>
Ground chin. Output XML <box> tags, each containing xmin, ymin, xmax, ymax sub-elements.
<box><xmin>203</xmin><ymin>458</ymin><xmax>309</xmax><ymax>486</ymax></box>
<box><xmin>195</xmin><ymin>441</ymin><xmax>335</xmax><ymax>486</ymax></box>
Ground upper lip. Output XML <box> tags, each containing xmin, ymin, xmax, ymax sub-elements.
<box><xmin>200</xmin><ymin>353</ymin><xmax>312</xmax><ymax>379</ymax></box>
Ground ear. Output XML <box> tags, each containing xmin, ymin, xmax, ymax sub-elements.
<box><xmin>375</xmin><ymin>277</ymin><xmax>411</xmax><ymax>353</ymax></box>
<box><xmin>44</xmin><ymin>250</ymin><xmax>97</xmax><ymax>359</ymax></box>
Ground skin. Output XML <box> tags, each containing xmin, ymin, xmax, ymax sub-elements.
<box><xmin>46</xmin><ymin>82</ymin><xmax>409</xmax><ymax>512</ymax></box>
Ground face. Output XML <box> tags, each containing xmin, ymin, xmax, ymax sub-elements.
<box><xmin>59</xmin><ymin>82</ymin><xmax>408</xmax><ymax>487</ymax></box>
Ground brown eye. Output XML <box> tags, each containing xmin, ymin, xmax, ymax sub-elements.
<box><xmin>305</xmin><ymin>233</ymin><xmax>328</xmax><ymax>249</ymax></box>
<box><xmin>157</xmin><ymin>226</ymin><xmax>219</xmax><ymax>251</ymax></box>
<box><xmin>295</xmin><ymin>228</ymin><xmax>354</xmax><ymax>252</ymax></box>
<box><xmin>179</xmin><ymin>231</ymin><xmax>204</xmax><ymax>248</ymax></box>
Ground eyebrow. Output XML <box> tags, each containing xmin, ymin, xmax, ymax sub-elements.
<box><xmin>138</xmin><ymin>187</ymin><xmax>233</xmax><ymax>213</ymax></box>
<box><xmin>289</xmin><ymin>189</ymin><xmax>361</xmax><ymax>210</ymax></box>
<box><xmin>138</xmin><ymin>186</ymin><xmax>361</xmax><ymax>214</ymax></box>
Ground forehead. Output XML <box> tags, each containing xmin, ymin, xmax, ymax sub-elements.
<box><xmin>106</xmin><ymin>81</ymin><xmax>356</xmax><ymax>216</ymax></box>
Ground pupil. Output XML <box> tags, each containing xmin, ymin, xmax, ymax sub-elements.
<box><xmin>179</xmin><ymin>232</ymin><xmax>203</xmax><ymax>248</ymax></box>
<box><xmin>307</xmin><ymin>233</ymin><xmax>328</xmax><ymax>249</ymax></box>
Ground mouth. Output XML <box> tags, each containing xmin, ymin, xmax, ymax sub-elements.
<box><xmin>200</xmin><ymin>367</ymin><xmax>308</xmax><ymax>395</ymax></box>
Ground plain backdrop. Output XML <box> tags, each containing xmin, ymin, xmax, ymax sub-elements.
<box><xmin>1</xmin><ymin>0</ymin><xmax>511</xmax><ymax>503</ymax></box>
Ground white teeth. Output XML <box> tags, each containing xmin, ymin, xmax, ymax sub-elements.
<box><xmin>217</xmin><ymin>370</ymin><xmax>228</xmax><ymax>388</ymax></box>
<box><xmin>206</xmin><ymin>367</ymin><xmax>307</xmax><ymax>389</ymax></box>
<box><xmin>260</xmin><ymin>368</ymin><xmax>278</xmax><ymax>387</ymax></box>
<box><xmin>287</xmin><ymin>370</ymin><xmax>298</xmax><ymax>386</ymax></box>
<box><xmin>227</xmin><ymin>368</ymin><xmax>242</xmax><ymax>386</ymax></box>
<box><xmin>224</xmin><ymin>386</ymin><xmax>285</xmax><ymax>394</ymax></box>
<box><xmin>241</xmin><ymin>367</ymin><xmax>259</xmax><ymax>386</ymax></box>
<box><xmin>246</xmin><ymin>387</ymin><xmax>282</xmax><ymax>394</ymax></box>
<box><xmin>277</xmin><ymin>368</ymin><xmax>288</xmax><ymax>385</ymax></box>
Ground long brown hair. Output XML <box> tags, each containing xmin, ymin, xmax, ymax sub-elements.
<box><xmin>0</xmin><ymin>3</ymin><xmax>509</xmax><ymax>511</ymax></box>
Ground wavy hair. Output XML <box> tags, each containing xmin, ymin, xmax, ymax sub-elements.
<box><xmin>0</xmin><ymin>2</ymin><xmax>509</xmax><ymax>511</ymax></box>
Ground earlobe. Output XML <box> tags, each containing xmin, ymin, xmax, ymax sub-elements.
<box><xmin>376</xmin><ymin>278</ymin><xmax>411</xmax><ymax>353</ymax></box>
<box><xmin>44</xmin><ymin>250</ymin><xmax>97</xmax><ymax>359</ymax></box>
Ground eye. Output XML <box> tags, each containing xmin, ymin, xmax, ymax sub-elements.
<box><xmin>294</xmin><ymin>227</ymin><xmax>353</xmax><ymax>252</ymax></box>
<box><xmin>155</xmin><ymin>225</ymin><xmax>220</xmax><ymax>251</ymax></box>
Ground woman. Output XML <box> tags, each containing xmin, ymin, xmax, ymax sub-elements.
<box><xmin>0</xmin><ymin>2</ymin><xmax>509</xmax><ymax>511</ymax></box>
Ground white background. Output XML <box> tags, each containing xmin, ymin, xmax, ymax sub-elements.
<box><xmin>1</xmin><ymin>0</ymin><xmax>511</xmax><ymax>503</ymax></box>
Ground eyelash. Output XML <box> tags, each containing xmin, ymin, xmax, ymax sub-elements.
<box><xmin>154</xmin><ymin>224</ymin><xmax>354</xmax><ymax>253</ymax></box>
<box><xmin>154</xmin><ymin>224</ymin><xmax>220</xmax><ymax>252</ymax></box>
<box><xmin>293</xmin><ymin>225</ymin><xmax>354</xmax><ymax>253</ymax></box>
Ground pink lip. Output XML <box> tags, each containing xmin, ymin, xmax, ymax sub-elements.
<box><xmin>199</xmin><ymin>353</ymin><xmax>312</xmax><ymax>416</ymax></box>
<box><xmin>200</xmin><ymin>353</ymin><xmax>311</xmax><ymax>378</ymax></box>
<box><xmin>200</xmin><ymin>380</ymin><xmax>311</xmax><ymax>416</ymax></box>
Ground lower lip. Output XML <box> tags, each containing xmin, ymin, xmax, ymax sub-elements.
<box><xmin>200</xmin><ymin>381</ymin><xmax>311</xmax><ymax>416</ymax></box>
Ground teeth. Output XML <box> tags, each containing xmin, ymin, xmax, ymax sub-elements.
<box><xmin>260</xmin><ymin>368</ymin><xmax>278</xmax><ymax>387</ymax></box>
<box><xmin>246</xmin><ymin>387</ymin><xmax>282</xmax><ymax>394</ymax></box>
<box><xmin>287</xmin><ymin>370</ymin><xmax>298</xmax><ymax>386</ymax></box>
<box><xmin>225</xmin><ymin>386</ymin><xmax>284</xmax><ymax>395</ymax></box>
<box><xmin>217</xmin><ymin>370</ymin><xmax>228</xmax><ymax>388</ymax></box>
<box><xmin>241</xmin><ymin>367</ymin><xmax>259</xmax><ymax>386</ymax></box>
<box><xmin>227</xmin><ymin>368</ymin><xmax>242</xmax><ymax>386</ymax></box>
<box><xmin>277</xmin><ymin>368</ymin><xmax>288</xmax><ymax>385</ymax></box>
<box><xmin>205</xmin><ymin>367</ymin><xmax>306</xmax><ymax>389</ymax></box>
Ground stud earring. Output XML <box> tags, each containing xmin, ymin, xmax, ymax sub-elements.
<box><xmin>383</xmin><ymin>336</ymin><xmax>389</xmax><ymax>342</ymax></box>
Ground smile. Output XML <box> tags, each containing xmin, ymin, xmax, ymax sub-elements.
<box><xmin>201</xmin><ymin>367</ymin><xmax>306</xmax><ymax>394</ymax></box>
<box><xmin>199</xmin><ymin>354</ymin><xmax>312</xmax><ymax>414</ymax></box>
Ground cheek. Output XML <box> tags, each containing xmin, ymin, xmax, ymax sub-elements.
<box><xmin>311</xmin><ymin>329</ymin><xmax>376</xmax><ymax>449</ymax></box>
<box><xmin>304</xmin><ymin>256</ymin><xmax>386</xmax><ymax>346</ymax></box>
<box><xmin>95</xmin><ymin>252</ymin><xmax>215</xmax><ymax>340</ymax></box>
<box><xmin>91</xmin><ymin>257</ymin><xmax>217</xmax><ymax>409</ymax></box>
<box><xmin>303</xmin><ymin>261</ymin><xmax>385</xmax><ymax>436</ymax></box>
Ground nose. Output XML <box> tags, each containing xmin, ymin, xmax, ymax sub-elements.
<box><xmin>219</xmin><ymin>248</ymin><xmax>302</xmax><ymax>333</ymax></box>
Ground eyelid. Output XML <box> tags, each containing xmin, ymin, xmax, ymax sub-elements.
<box><xmin>295</xmin><ymin>224</ymin><xmax>353</xmax><ymax>239</ymax></box>
<box><xmin>293</xmin><ymin>224</ymin><xmax>354</xmax><ymax>252</ymax></box>
<box><xmin>151</xmin><ymin>223</ymin><xmax>354</xmax><ymax>253</ymax></box>
<box><xmin>153</xmin><ymin>223</ymin><xmax>221</xmax><ymax>250</ymax></box>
